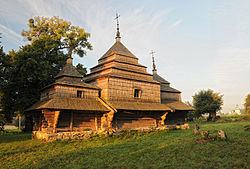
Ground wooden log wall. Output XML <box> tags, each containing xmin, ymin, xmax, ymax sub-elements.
<box><xmin>54</xmin><ymin>85</ymin><xmax>99</xmax><ymax>99</ymax></box>
<box><xmin>107</xmin><ymin>77</ymin><xmax>161</xmax><ymax>103</ymax></box>
<box><xmin>113</xmin><ymin>111</ymin><xmax>162</xmax><ymax>129</ymax></box>
<box><xmin>40</xmin><ymin>88</ymin><xmax>56</xmax><ymax>101</ymax></box>
<box><xmin>165</xmin><ymin>111</ymin><xmax>187</xmax><ymax>125</ymax></box>
<box><xmin>57</xmin><ymin>111</ymin><xmax>102</xmax><ymax>131</ymax></box>
<box><xmin>161</xmin><ymin>91</ymin><xmax>180</xmax><ymax>104</ymax></box>
<box><xmin>42</xmin><ymin>109</ymin><xmax>55</xmax><ymax>132</ymax></box>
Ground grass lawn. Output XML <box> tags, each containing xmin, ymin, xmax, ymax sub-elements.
<box><xmin>0</xmin><ymin>121</ymin><xmax>249</xmax><ymax>169</ymax></box>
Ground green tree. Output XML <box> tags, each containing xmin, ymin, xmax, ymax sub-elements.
<box><xmin>0</xmin><ymin>16</ymin><xmax>92</xmax><ymax>119</ymax></box>
<box><xmin>0</xmin><ymin>39</ymin><xmax>67</xmax><ymax>117</ymax></box>
<box><xmin>185</xmin><ymin>101</ymin><xmax>200</xmax><ymax>121</ymax></box>
<box><xmin>76</xmin><ymin>63</ymin><xmax>87</xmax><ymax>76</ymax></box>
<box><xmin>193</xmin><ymin>89</ymin><xmax>223</xmax><ymax>121</ymax></box>
<box><xmin>244</xmin><ymin>94</ymin><xmax>250</xmax><ymax>115</ymax></box>
<box><xmin>22</xmin><ymin>16</ymin><xmax>92</xmax><ymax>57</ymax></box>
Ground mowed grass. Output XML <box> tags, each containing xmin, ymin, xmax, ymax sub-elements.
<box><xmin>0</xmin><ymin>121</ymin><xmax>249</xmax><ymax>169</ymax></box>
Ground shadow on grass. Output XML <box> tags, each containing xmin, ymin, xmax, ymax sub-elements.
<box><xmin>0</xmin><ymin>132</ymin><xmax>32</xmax><ymax>144</ymax></box>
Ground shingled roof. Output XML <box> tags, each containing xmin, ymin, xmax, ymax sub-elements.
<box><xmin>108</xmin><ymin>100</ymin><xmax>172</xmax><ymax>111</ymax></box>
<box><xmin>166</xmin><ymin>101</ymin><xmax>194</xmax><ymax>111</ymax></box>
<box><xmin>55</xmin><ymin>57</ymin><xmax>82</xmax><ymax>79</ymax></box>
<box><xmin>26</xmin><ymin>97</ymin><xmax>109</xmax><ymax>112</ymax></box>
<box><xmin>43</xmin><ymin>80</ymin><xmax>100</xmax><ymax>90</ymax></box>
<box><xmin>99</xmin><ymin>41</ymin><xmax>136</xmax><ymax>60</ymax></box>
<box><xmin>152</xmin><ymin>72</ymin><xmax>180</xmax><ymax>93</ymax></box>
<box><xmin>161</xmin><ymin>85</ymin><xmax>181</xmax><ymax>93</ymax></box>
<box><xmin>153</xmin><ymin>73</ymin><xmax>170</xmax><ymax>84</ymax></box>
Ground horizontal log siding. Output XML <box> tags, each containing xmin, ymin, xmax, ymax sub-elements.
<box><xmin>108</xmin><ymin>77</ymin><xmax>161</xmax><ymax>103</ymax></box>
<box><xmin>54</xmin><ymin>85</ymin><xmax>99</xmax><ymax>99</ymax></box>
<box><xmin>57</xmin><ymin>111</ymin><xmax>102</xmax><ymax>130</ymax></box>
<box><xmin>90</xmin><ymin>78</ymin><xmax>109</xmax><ymax>100</ymax></box>
<box><xmin>113</xmin><ymin>111</ymin><xmax>161</xmax><ymax>129</ymax></box>
<box><xmin>40</xmin><ymin>88</ymin><xmax>56</xmax><ymax>101</ymax></box>
<box><xmin>42</xmin><ymin>110</ymin><xmax>55</xmax><ymax>129</ymax></box>
<box><xmin>161</xmin><ymin>92</ymin><xmax>180</xmax><ymax>104</ymax></box>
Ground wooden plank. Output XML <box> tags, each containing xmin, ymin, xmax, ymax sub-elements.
<box><xmin>95</xmin><ymin>113</ymin><xmax>98</xmax><ymax>130</ymax></box>
<box><xmin>70</xmin><ymin>111</ymin><xmax>73</xmax><ymax>131</ymax></box>
<box><xmin>53</xmin><ymin>111</ymin><xmax>60</xmax><ymax>133</ymax></box>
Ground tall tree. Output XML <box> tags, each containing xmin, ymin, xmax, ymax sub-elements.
<box><xmin>244</xmin><ymin>94</ymin><xmax>250</xmax><ymax>115</ymax></box>
<box><xmin>0</xmin><ymin>16</ymin><xmax>92</xmax><ymax>118</ymax></box>
<box><xmin>193</xmin><ymin>89</ymin><xmax>223</xmax><ymax>121</ymax></box>
<box><xmin>21</xmin><ymin>16</ymin><xmax>92</xmax><ymax>57</ymax></box>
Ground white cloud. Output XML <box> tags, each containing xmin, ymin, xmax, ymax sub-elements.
<box><xmin>0</xmin><ymin>24</ymin><xmax>23</xmax><ymax>45</ymax></box>
<box><xmin>166</xmin><ymin>20</ymin><xmax>182</xmax><ymax>32</ymax></box>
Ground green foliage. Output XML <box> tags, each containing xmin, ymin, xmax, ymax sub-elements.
<box><xmin>76</xmin><ymin>63</ymin><xmax>87</xmax><ymax>76</ymax></box>
<box><xmin>193</xmin><ymin>89</ymin><xmax>223</xmax><ymax>121</ymax></box>
<box><xmin>0</xmin><ymin>114</ymin><xmax>6</xmax><ymax>130</ymax></box>
<box><xmin>244</xmin><ymin>94</ymin><xmax>250</xmax><ymax>115</ymax></box>
<box><xmin>185</xmin><ymin>101</ymin><xmax>201</xmax><ymax>121</ymax></box>
<box><xmin>0</xmin><ymin>121</ymin><xmax>249</xmax><ymax>168</ymax></box>
<box><xmin>0</xmin><ymin>38</ymin><xmax>67</xmax><ymax>116</ymax></box>
<box><xmin>0</xmin><ymin>17</ymin><xmax>91</xmax><ymax>118</ymax></box>
<box><xmin>22</xmin><ymin>16</ymin><xmax>92</xmax><ymax>57</ymax></box>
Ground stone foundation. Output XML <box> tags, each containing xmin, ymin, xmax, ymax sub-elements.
<box><xmin>33</xmin><ymin>130</ymin><xmax>98</xmax><ymax>141</ymax></box>
<box><xmin>33</xmin><ymin>123</ymin><xmax>189</xmax><ymax>141</ymax></box>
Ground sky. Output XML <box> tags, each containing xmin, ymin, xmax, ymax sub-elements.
<box><xmin>0</xmin><ymin>0</ymin><xmax>249</xmax><ymax>113</ymax></box>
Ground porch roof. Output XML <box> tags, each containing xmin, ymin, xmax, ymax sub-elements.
<box><xmin>107</xmin><ymin>100</ymin><xmax>172</xmax><ymax>111</ymax></box>
<box><xmin>166</xmin><ymin>101</ymin><xmax>194</xmax><ymax>111</ymax></box>
<box><xmin>26</xmin><ymin>97</ymin><xmax>109</xmax><ymax>112</ymax></box>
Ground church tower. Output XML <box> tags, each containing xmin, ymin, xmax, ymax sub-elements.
<box><xmin>84</xmin><ymin>14</ymin><xmax>163</xmax><ymax>105</ymax></box>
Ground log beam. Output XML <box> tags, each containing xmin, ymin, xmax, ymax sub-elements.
<box><xmin>70</xmin><ymin>111</ymin><xmax>73</xmax><ymax>131</ymax></box>
<box><xmin>53</xmin><ymin>111</ymin><xmax>60</xmax><ymax>133</ymax></box>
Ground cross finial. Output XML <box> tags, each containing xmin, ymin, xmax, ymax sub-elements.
<box><xmin>114</xmin><ymin>12</ymin><xmax>121</xmax><ymax>41</ymax></box>
<box><xmin>150</xmin><ymin>50</ymin><xmax>157</xmax><ymax>73</ymax></box>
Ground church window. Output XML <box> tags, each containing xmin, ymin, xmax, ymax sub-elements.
<box><xmin>77</xmin><ymin>91</ymin><xmax>83</xmax><ymax>98</ymax></box>
<box><xmin>134</xmin><ymin>89</ymin><xmax>141</xmax><ymax>98</ymax></box>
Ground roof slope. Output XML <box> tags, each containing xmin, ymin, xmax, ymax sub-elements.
<box><xmin>44</xmin><ymin>80</ymin><xmax>100</xmax><ymax>90</ymax></box>
<box><xmin>166</xmin><ymin>101</ymin><xmax>194</xmax><ymax>111</ymax></box>
<box><xmin>108</xmin><ymin>100</ymin><xmax>172</xmax><ymax>111</ymax></box>
<box><xmin>99</xmin><ymin>41</ymin><xmax>136</xmax><ymax>60</ymax></box>
<box><xmin>26</xmin><ymin>98</ymin><xmax>109</xmax><ymax>112</ymax></box>
<box><xmin>161</xmin><ymin>85</ymin><xmax>181</xmax><ymax>93</ymax></box>
<box><xmin>153</xmin><ymin>73</ymin><xmax>170</xmax><ymax>84</ymax></box>
<box><xmin>55</xmin><ymin>62</ymin><xmax>82</xmax><ymax>79</ymax></box>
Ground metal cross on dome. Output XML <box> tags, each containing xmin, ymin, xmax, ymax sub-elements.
<box><xmin>150</xmin><ymin>50</ymin><xmax>156</xmax><ymax>57</ymax></box>
<box><xmin>150</xmin><ymin>50</ymin><xmax>157</xmax><ymax>71</ymax></box>
<box><xmin>114</xmin><ymin>13</ymin><xmax>120</xmax><ymax>24</ymax></box>
<box><xmin>114</xmin><ymin>13</ymin><xmax>121</xmax><ymax>40</ymax></box>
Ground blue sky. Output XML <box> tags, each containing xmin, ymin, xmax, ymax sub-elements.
<box><xmin>0</xmin><ymin>0</ymin><xmax>250</xmax><ymax>113</ymax></box>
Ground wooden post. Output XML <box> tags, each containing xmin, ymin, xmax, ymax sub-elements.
<box><xmin>18</xmin><ymin>115</ymin><xmax>22</xmax><ymax>130</ymax></box>
<box><xmin>53</xmin><ymin>111</ymin><xmax>60</xmax><ymax>133</ymax></box>
<box><xmin>70</xmin><ymin>111</ymin><xmax>73</xmax><ymax>131</ymax></box>
<box><xmin>95</xmin><ymin>113</ymin><xmax>98</xmax><ymax>130</ymax></box>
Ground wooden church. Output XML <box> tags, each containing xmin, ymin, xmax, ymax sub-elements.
<box><xmin>26</xmin><ymin>17</ymin><xmax>193</xmax><ymax>139</ymax></box>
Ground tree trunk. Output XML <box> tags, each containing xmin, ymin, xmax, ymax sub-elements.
<box><xmin>210</xmin><ymin>112</ymin><xmax>216</xmax><ymax>121</ymax></box>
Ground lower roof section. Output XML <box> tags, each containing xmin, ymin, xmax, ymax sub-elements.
<box><xmin>26</xmin><ymin>97</ymin><xmax>109</xmax><ymax>112</ymax></box>
<box><xmin>165</xmin><ymin>101</ymin><xmax>194</xmax><ymax>111</ymax></box>
<box><xmin>107</xmin><ymin>100</ymin><xmax>172</xmax><ymax>111</ymax></box>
